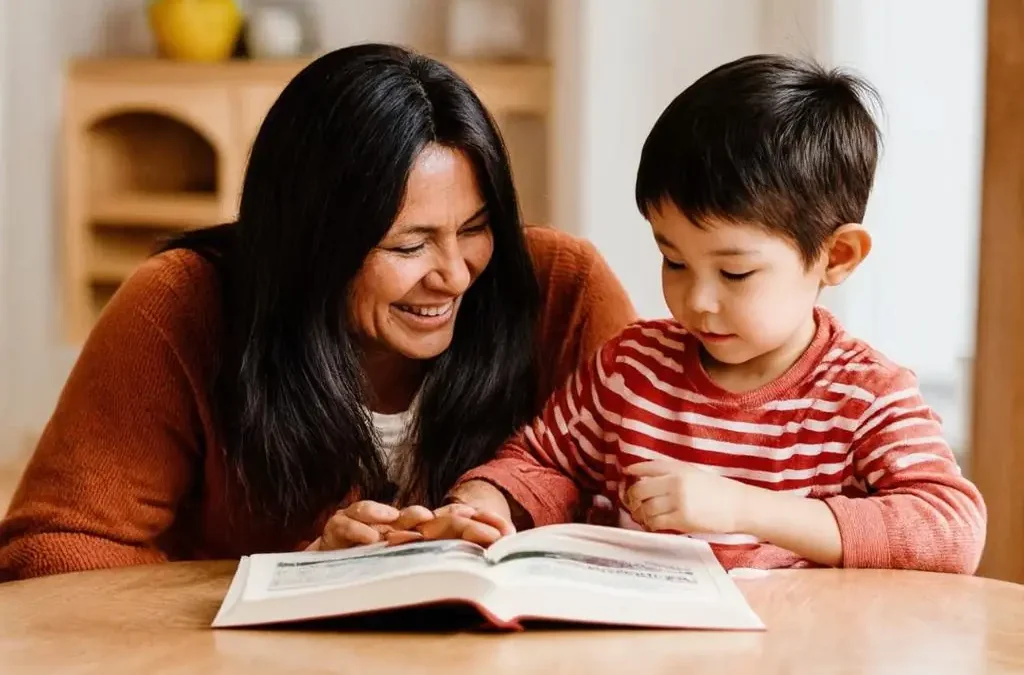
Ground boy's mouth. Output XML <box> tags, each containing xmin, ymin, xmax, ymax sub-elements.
<box><xmin>697</xmin><ymin>331</ymin><xmax>736</xmax><ymax>343</ymax></box>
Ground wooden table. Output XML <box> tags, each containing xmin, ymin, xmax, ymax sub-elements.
<box><xmin>0</xmin><ymin>562</ymin><xmax>1022</xmax><ymax>674</ymax></box>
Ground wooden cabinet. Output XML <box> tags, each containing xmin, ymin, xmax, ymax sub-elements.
<box><xmin>970</xmin><ymin>0</ymin><xmax>1024</xmax><ymax>584</ymax></box>
<box><xmin>61</xmin><ymin>58</ymin><xmax>552</xmax><ymax>342</ymax></box>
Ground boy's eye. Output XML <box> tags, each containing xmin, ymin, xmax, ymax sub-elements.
<box><xmin>662</xmin><ymin>257</ymin><xmax>686</xmax><ymax>271</ymax></box>
<box><xmin>721</xmin><ymin>270</ymin><xmax>755</xmax><ymax>281</ymax></box>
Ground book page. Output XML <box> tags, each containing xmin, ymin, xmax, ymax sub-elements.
<box><xmin>488</xmin><ymin>524</ymin><xmax>718</xmax><ymax>600</ymax></box>
<box><xmin>212</xmin><ymin>541</ymin><xmax>501</xmax><ymax>629</ymax></box>
<box><xmin>482</xmin><ymin>524</ymin><xmax>764</xmax><ymax>630</ymax></box>
<box><xmin>243</xmin><ymin>539</ymin><xmax>490</xmax><ymax>601</ymax></box>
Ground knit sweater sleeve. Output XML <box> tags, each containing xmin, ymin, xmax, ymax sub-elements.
<box><xmin>0</xmin><ymin>256</ymin><xmax>206</xmax><ymax>580</ymax></box>
<box><xmin>454</xmin><ymin>332</ymin><xmax>627</xmax><ymax>527</ymax></box>
<box><xmin>452</xmin><ymin>229</ymin><xmax>635</xmax><ymax>526</ymax></box>
<box><xmin>824</xmin><ymin>368</ymin><xmax>987</xmax><ymax>573</ymax></box>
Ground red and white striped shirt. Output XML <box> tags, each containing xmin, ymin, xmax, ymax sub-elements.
<box><xmin>458</xmin><ymin>307</ymin><xmax>986</xmax><ymax>572</ymax></box>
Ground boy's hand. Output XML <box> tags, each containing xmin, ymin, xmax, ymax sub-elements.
<box><xmin>623</xmin><ymin>459</ymin><xmax>751</xmax><ymax>535</ymax></box>
<box><xmin>382</xmin><ymin>481</ymin><xmax>516</xmax><ymax>547</ymax></box>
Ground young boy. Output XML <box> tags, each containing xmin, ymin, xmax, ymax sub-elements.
<box><xmin>437</xmin><ymin>54</ymin><xmax>986</xmax><ymax>572</ymax></box>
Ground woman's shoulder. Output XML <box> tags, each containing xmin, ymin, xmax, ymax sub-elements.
<box><xmin>523</xmin><ymin>224</ymin><xmax>634</xmax><ymax>315</ymax></box>
<box><xmin>522</xmin><ymin>225</ymin><xmax>637</xmax><ymax>395</ymax></box>
<box><xmin>99</xmin><ymin>248</ymin><xmax>223</xmax><ymax>362</ymax></box>
<box><xmin>523</xmin><ymin>224</ymin><xmax>604</xmax><ymax>275</ymax></box>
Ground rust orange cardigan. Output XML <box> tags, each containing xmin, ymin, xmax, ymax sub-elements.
<box><xmin>0</xmin><ymin>226</ymin><xmax>636</xmax><ymax>580</ymax></box>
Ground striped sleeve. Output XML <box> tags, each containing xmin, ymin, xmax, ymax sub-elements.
<box><xmin>453</xmin><ymin>333</ymin><xmax>626</xmax><ymax>526</ymax></box>
<box><xmin>825</xmin><ymin>368</ymin><xmax>987</xmax><ymax>573</ymax></box>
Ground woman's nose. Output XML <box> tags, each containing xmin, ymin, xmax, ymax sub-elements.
<box><xmin>425</xmin><ymin>245</ymin><xmax>472</xmax><ymax>295</ymax></box>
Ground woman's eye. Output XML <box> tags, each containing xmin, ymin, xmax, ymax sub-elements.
<box><xmin>389</xmin><ymin>243</ymin><xmax>425</xmax><ymax>255</ymax></box>
<box><xmin>721</xmin><ymin>270</ymin><xmax>754</xmax><ymax>281</ymax></box>
<box><xmin>459</xmin><ymin>222</ymin><xmax>491</xmax><ymax>236</ymax></box>
<box><xmin>662</xmin><ymin>257</ymin><xmax>686</xmax><ymax>271</ymax></box>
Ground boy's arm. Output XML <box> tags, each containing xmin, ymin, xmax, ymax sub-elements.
<box><xmin>630</xmin><ymin>368</ymin><xmax>985</xmax><ymax>572</ymax></box>
<box><xmin>449</xmin><ymin>338</ymin><xmax>624</xmax><ymax>528</ymax></box>
<box><xmin>820</xmin><ymin>370</ymin><xmax>986</xmax><ymax>573</ymax></box>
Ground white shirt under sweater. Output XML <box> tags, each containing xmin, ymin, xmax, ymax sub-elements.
<box><xmin>368</xmin><ymin>398</ymin><xmax>419</xmax><ymax>502</ymax></box>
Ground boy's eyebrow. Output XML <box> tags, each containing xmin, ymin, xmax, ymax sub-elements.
<box><xmin>654</xmin><ymin>235</ymin><xmax>756</xmax><ymax>257</ymax></box>
<box><xmin>711</xmin><ymin>247</ymin><xmax>757</xmax><ymax>256</ymax></box>
<box><xmin>653</xmin><ymin>233</ymin><xmax>677</xmax><ymax>249</ymax></box>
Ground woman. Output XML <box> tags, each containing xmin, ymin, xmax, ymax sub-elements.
<box><xmin>0</xmin><ymin>44</ymin><xmax>635</xmax><ymax>579</ymax></box>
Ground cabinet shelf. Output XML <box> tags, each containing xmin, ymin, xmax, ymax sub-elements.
<box><xmin>87</xmin><ymin>229</ymin><xmax>169</xmax><ymax>284</ymax></box>
<box><xmin>90</xmin><ymin>191</ymin><xmax>222</xmax><ymax>229</ymax></box>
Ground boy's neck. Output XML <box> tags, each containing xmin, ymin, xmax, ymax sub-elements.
<box><xmin>701</xmin><ymin>312</ymin><xmax>819</xmax><ymax>394</ymax></box>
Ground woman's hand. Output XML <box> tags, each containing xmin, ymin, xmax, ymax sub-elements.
<box><xmin>390</xmin><ymin>502</ymin><xmax>514</xmax><ymax>547</ymax></box>
<box><xmin>306</xmin><ymin>500</ymin><xmax>435</xmax><ymax>551</ymax></box>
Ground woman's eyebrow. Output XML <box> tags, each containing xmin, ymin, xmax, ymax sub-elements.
<box><xmin>393</xmin><ymin>206</ymin><xmax>489</xmax><ymax>236</ymax></box>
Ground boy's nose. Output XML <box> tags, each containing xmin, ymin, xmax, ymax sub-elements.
<box><xmin>687</xmin><ymin>283</ymin><xmax>719</xmax><ymax>314</ymax></box>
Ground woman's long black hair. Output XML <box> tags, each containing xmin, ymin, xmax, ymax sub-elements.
<box><xmin>161</xmin><ymin>44</ymin><xmax>539</xmax><ymax>524</ymax></box>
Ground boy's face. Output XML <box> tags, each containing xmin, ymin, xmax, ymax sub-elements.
<box><xmin>650</xmin><ymin>204</ymin><xmax>826</xmax><ymax>373</ymax></box>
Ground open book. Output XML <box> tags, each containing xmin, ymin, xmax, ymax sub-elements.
<box><xmin>212</xmin><ymin>523</ymin><xmax>764</xmax><ymax>631</ymax></box>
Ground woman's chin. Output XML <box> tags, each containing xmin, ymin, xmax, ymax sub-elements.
<box><xmin>387</xmin><ymin>332</ymin><xmax>456</xmax><ymax>362</ymax></box>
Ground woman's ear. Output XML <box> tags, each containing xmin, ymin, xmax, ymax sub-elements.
<box><xmin>821</xmin><ymin>224</ymin><xmax>872</xmax><ymax>286</ymax></box>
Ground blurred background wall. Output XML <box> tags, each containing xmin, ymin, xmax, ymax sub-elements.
<box><xmin>0</xmin><ymin>0</ymin><xmax>986</xmax><ymax>470</ymax></box>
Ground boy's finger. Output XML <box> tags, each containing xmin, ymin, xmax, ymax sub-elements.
<box><xmin>433</xmin><ymin>503</ymin><xmax>477</xmax><ymax>519</ymax></box>
<box><xmin>470</xmin><ymin>510</ymin><xmax>516</xmax><ymax>537</ymax></box>
<box><xmin>639</xmin><ymin>495</ymin><xmax>675</xmax><ymax>519</ymax></box>
<box><xmin>460</xmin><ymin>521</ymin><xmax>505</xmax><ymax>547</ymax></box>
<box><xmin>627</xmin><ymin>475</ymin><xmax>672</xmax><ymax>502</ymax></box>
<box><xmin>622</xmin><ymin>460</ymin><xmax>679</xmax><ymax>477</ymax></box>
<box><xmin>417</xmin><ymin>515</ymin><xmax>467</xmax><ymax>541</ymax></box>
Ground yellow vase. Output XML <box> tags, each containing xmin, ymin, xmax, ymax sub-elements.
<box><xmin>149</xmin><ymin>0</ymin><xmax>243</xmax><ymax>62</ymax></box>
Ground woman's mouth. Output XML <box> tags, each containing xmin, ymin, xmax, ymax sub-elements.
<box><xmin>393</xmin><ymin>301</ymin><xmax>456</xmax><ymax>328</ymax></box>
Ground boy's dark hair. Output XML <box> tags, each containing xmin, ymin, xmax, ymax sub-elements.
<box><xmin>636</xmin><ymin>54</ymin><xmax>882</xmax><ymax>264</ymax></box>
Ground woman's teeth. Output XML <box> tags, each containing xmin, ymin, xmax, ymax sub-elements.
<box><xmin>397</xmin><ymin>303</ymin><xmax>452</xmax><ymax>317</ymax></box>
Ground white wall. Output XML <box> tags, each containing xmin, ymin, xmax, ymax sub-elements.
<box><xmin>816</xmin><ymin>0</ymin><xmax>986</xmax><ymax>450</ymax></box>
<box><xmin>2</xmin><ymin>0</ymin><xmax>73</xmax><ymax>455</ymax></box>
<box><xmin>552</xmin><ymin>0</ymin><xmax>765</xmax><ymax>321</ymax></box>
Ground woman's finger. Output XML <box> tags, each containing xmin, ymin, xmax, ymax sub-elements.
<box><xmin>392</xmin><ymin>505</ymin><xmax>434</xmax><ymax>531</ymax></box>
<box><xmin>345</xmin><ymin>500</ymin><xmax>401</xmax><ymax>524</ymax></box>
<box><xmin>322</xmin><ymin>515</ymin><xmax>382</xmax><ymax>549</ymax></box>
<box><xmin>384</xmin><ymin>530</ymin><xmax>425</xmax><ymax>546</ymax></box>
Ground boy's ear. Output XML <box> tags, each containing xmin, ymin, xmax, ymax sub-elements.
<box><xmin>821</xmin><ymin>224</ymin><xmax>871</xmax><ymax>286</ymax></box>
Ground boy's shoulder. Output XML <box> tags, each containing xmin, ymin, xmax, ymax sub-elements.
<box><xmin>600</xmin><ymin>318</ymin><xmax>694</xmax><ymax>362</ymax></box>
<box><xmin>819</xmin><ymin>310</ymin><xmax>921</xmax><ymax>395</ymax></box>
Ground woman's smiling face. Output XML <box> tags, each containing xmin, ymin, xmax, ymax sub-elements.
<box><xmin>347</xmin><ymin>144</ymin><xmax>494</xmax><ymax>361</ymax></box>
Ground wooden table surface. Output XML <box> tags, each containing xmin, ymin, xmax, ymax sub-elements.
<box><xmin>0</xmin><ymin>561</ymin><xmax>1022</xmax><ymax>674</ymax></box>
